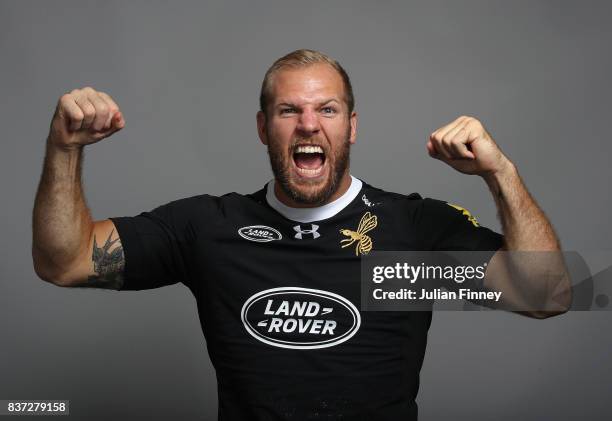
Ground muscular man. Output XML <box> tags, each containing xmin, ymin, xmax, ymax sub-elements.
<box><xmin>32</xmin><ymin>49</ymin><xmax>571</xmax><ymax>419</ymax></box>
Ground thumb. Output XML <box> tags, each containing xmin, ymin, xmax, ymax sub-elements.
<box><xmin>112</xmin><ymin>111</ymin><xmax>125</xmax><ymax>129</ymax></box>
<box><xmin>106</xmin><ymin>111</ymin><xmax>126</xmax><ymax>134</ymax></box>
<box><xmin>90</xmin><ymin>111</ymin><xmax>125</xmax><ymax>140</ymax></box>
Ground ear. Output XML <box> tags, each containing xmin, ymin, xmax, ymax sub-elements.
<box><xmin>349</xmin><ymin>110</ymin><xmax>358</xmax><ymax>145</ymax></box>
<box><xmin>256</xmin><ymin>111</ymin><xmax>268</xmax><ymax>145</ymax></box>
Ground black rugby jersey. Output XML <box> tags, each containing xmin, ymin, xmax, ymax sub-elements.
<box><xmin>110</xmin><ymin>176</ymin><xmax>503</xmax><ymax>420</ymax></box>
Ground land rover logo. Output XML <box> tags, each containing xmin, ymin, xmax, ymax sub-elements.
<box><xmin>241</xmin><ymin>287</ymin><xmax>361</xmax><ymax>350</ymax></box>
<box><xmin>238</xmin><ymin>225</ymin><xmax>282</xmax><ymax>242</ymax></box>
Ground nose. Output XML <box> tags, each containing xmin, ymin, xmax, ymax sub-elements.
<box><xmin>296</xmin><ymin>108</ymin><xmax>320</xmax><ymax>137</ymax></box>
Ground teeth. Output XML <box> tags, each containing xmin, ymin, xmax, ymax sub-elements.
<box><xmin>295</xmin><ymin>145</ymin><xmax>324</xmax><ymax>154</ymax></box>
<box><xmin>297</xmin><ymin>167</ymin><xmax>322</xmax><ymax>175</ymax></box>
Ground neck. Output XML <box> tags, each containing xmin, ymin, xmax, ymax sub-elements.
<box><xmin>273</xmin><ymin>171</ymin><xmax>352</xmax><ymax>208</ymax></box>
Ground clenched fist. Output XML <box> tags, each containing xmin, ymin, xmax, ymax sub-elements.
<box><xmin>48</xmin><ymin>87</ymin><xmax>125</xmax><ymax>150</ymax></box>
<box><xmin>427</xmin><ymin>115</ymin><xmax>511</xmax><ymax>176</ymax></box>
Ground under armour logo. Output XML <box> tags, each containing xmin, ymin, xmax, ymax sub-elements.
<box><xmin>294</xmin><ymin>224</ymin><xmax>321</xmax><ymax>239</ymax></box>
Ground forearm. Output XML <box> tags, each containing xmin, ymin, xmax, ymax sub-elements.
<box><xmin>32</xmin><ymin>140</ymin><xmax>93</xmax><ymax>280</ymax></box>
<box><xmin>482</xmin><ymin>161</ymin><xmax>571</xmax><ymax>316</ymax></box>
<box><xmin>483</xmin><ymin>161</ymin><xmax>560</xmax><ymax>251</ymax></box>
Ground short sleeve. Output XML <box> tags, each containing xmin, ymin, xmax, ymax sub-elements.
<box><xmin>109</xmin><ymin>197</ymin><xmax>198</xmax><ymax>291</ymax></box>
<box><xmin>419</xmin><ymin>198</ymin><xmax>504</xmax><ymax>252</ymax></box>
<box><xmin>416</xmin><ymin>198</ymin><xmax>504</xmax><ymax>299</ymax></box>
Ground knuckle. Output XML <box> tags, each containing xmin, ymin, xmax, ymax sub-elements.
<box><xmin>468</xmin><ymin>121</ymin><xmax>481</xmax><ymax>132</ymax></box>
<box><xmin>97</xmin><ymin>103</ymin><xmax>108</xmax><ymax>114</ymax></box>
<box><xmin>99</xmin><ymin>91</ymin><xmax>113</xmax><ymax>102</ymax></box>
<box><xmin>82</xmin><ymin>107</ymin><xmax>95</xmax><ymax>119</ymax></box>
<box><xmin>465</xmin><ymin>116</ymin><xmax>478</xmax><ymax>125</ymax></box>
<box><xmin>72</xmin><ymin>109</ymin><xmax>85</xmax><ymax>121</ymax></box>
<box><xmin>59</xmin><ymin>94</ymin><xmax>72</xmax><ymax>105</ymax></box>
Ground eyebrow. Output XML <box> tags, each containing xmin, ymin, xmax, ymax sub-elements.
<box><xmin>276</xmin><ymin>99</ymin><xmax>341</xmax><ymax>108</ymax></box>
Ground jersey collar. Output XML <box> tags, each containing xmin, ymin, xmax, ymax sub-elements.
<box><xmin>265</xmin><ymin>175</ymin><xmax>363</xmax><ymax>223</ymax></box>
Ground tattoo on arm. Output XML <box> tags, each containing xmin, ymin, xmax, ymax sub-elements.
<box><xmin>86</xmin><ymin>229</ymin><xmax>125</xmax><ymax>289</ymax></box>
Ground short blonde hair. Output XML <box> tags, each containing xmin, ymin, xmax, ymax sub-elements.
<box><xmin>259</xmin><ymin>49</ymin><xmax>355</xmax><ymax>116</ymax></box>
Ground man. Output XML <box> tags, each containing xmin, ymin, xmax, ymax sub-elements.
<box><xmin>32</xmin><ymin>49</ymin><xmax>570</xmax><ymax>419</ymax></box>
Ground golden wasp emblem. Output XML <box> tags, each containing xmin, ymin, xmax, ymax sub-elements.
<box><xmin>447</xmin><ymin>203</ymin><xmax>480</xmax><ymax>227</ymax></box>
<box><xmin>340</xmin><ymin>212</ymin><xmax>378</xmax><ymax>256</ymax></box>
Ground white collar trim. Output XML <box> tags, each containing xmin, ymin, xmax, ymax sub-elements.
<box><xmin>266</xmin><ymin>175</ymin><xmax>362</xmax><ymax>223</ymax></box>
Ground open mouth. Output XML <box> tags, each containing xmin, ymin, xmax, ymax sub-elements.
<box><xmin>292</xmin><ymin>145</ymin><xmax>326</xmax><ymax>178</ymax></box>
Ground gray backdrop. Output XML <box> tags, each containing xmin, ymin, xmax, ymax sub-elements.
<box><xmin>1</xmin><ymin>1</ymin><xmax>610</xmax><ymax>420</ymax></box>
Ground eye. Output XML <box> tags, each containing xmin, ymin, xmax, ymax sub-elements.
<box><xmin>280</xmin><ymin>107</ymin><xmax>296</xmax><ymax>115</ymax></box>
<box><xmin>321</xmin><ymin>106</ymin><xmax>337</xmax><ymax>115</ymax></box>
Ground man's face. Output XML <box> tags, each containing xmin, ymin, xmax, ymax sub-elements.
<box><xmin>257</xmin><ymin>63</ymin><xmax>357</xmax><ymax>206</ymax></box>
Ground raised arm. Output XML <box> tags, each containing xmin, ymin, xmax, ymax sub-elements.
<box><xmin>427</xmin><ymin>115</ymin><xmax>572</xmax><ymax>318</ymax></box>
<box><xmin>32</xmin><ymin>87</ymin><xmax>126</xmax><ymax>289</ymax></box>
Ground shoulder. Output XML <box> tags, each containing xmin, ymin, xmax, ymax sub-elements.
<box><xmin>356</xmin><ymin>180</ymin><xmax>426</xmax><ymax>228</ymax></box>
<box><xmin>149</xmin><ymin>190</ymin><xmax>259</xmax><ymax>221</ymax></box>
<box><xmin>418</xmin><ymin>198</ymin><xmax>483</xmax><ymax>227</ymax></box>
<box><xmin>170</xmin><ymin>184</ymin><xmax>270</xmax><ymax>220</ymax></box>
<box><xmin>359</xmin><ymin>180</ymin><xmax>423</xmax><ymax>204</ymax></box>
<box><xmin>154</xmin><ymin>193</ymin><xmax>222</xmax><ymax>214</ymax></box>
<box><xmin>357</xmin><ymin>180</ymin><xmax>479</xmax><ymax>224</ymax></box>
